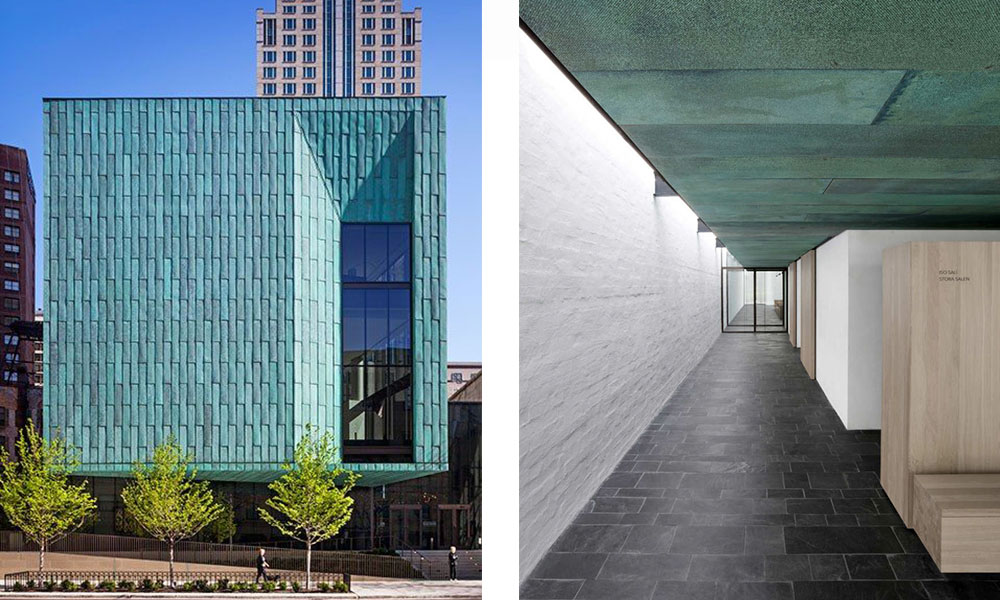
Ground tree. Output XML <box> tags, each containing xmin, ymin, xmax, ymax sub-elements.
<box><xmin>121</xmin><ymin>438</ymin><xmax>224</xmax><ymax>588</ymax></box>
<box><xmin>0</xmin><ymin>421</ymin><xmax>96</xmax><ymax>575</ymax></box>
<box><xmin>205</xmin><ymin>497</ymin><xmax>236</xmax><ymax>544</ymax></box>
<box><xmin>259</xmin><ymin>425</ymin><xmax>360</xmax><ymax>590</ymax></box>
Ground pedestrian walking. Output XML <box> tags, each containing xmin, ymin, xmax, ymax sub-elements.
<box><xmin>256</xmin><ymin>548</ymin><xmax>277</xmax><ymax>583</ymax></box>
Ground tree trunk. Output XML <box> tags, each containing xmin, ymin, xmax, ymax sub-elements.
<box><xmin>306</xmin><ymin>542</ymin><xmax>313</xmax><ymax>591</ymax></box>
<box><xmin>169</xmin><ymin>540</ymin><xmax>175</xmax><ymax>589</ymax></box>
<box><xmin>38</xmin><ymin>540</ymin><xmax>45</xmax><ymax>577</ymax></box>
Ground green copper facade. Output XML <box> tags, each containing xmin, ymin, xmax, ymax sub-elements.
<box><xmin>43</xmin><ymin>97</ymin><xmax>446</xmax><ymax>485</ymax></box>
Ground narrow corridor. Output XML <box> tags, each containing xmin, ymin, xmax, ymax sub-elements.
<box><xmin>521</xmin><ymin>334</ymin><xmax>1000</xmax><ymax>600</ymax></box>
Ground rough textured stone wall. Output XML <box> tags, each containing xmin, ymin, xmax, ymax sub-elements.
<box><xmin>519</xmin><ymin>32</ymin><xmax>721</xmax><ymax>582</ymax></box>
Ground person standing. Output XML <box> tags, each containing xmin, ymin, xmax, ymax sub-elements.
<box><xmin>448</xmin><ymin>546</ymin><xmax>458</xmax><ymax>581</ymax></box>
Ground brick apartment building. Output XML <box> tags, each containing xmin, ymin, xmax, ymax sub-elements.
<box><xmin>0</xmin><ymin>144</ymin><xmax>38</xmax><ymax>455</ymax></box>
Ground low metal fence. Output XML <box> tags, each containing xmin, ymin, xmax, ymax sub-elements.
<box><xmin>0</xmin><ymin>531</ymin><xmax>421</xmax><ymax>580</ymax></box>
<box><xmin>3</xmin><ymin>570</ymin><xmax>348</xmax><ymax>590</ymax></box>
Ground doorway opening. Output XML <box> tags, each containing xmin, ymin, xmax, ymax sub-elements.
<box><xmin>721</xmin><ymin>268</ymin><xmax>787</xmax><ymax>333</ymax></box>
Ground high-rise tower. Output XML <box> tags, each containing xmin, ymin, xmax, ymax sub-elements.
<box><xmin>256</xmin><ymin>0</ymin><xmax>422</xmax><ymax>98</ymax></box>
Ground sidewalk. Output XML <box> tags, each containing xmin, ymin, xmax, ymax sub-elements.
<box><xmin>0</xmin><ymin>581</ymin><xmax>483</xmax><ymax>599</ymax></box>
<box><xmin>353</xmin><ymin>580</ymin><xmax>482</xmax><ymax>598</ymax></box>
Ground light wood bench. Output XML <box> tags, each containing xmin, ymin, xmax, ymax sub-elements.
<box><xmin>912</xmin><ymin>474</ymin><xmax>1000</xmax><ymax>572</ymax></box>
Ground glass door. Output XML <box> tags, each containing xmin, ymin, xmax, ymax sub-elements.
<box><xmin>722</xmin><ymin>268</ymin><xmax>786</xmax><ymax>333</ymax></box>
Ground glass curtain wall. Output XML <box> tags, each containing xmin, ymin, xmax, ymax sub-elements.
<box><xmin>722</xmin><ymin>267</ymin><xmax>786</xmax><ymax>333</ymax></box>
<box><xmin>342</xmin><ymin>223</ymin><xmax>414</xmax><ymax>462</ymax></box>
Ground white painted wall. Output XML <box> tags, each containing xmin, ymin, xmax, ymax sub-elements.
<box><xmin>795</xmin><ymin>259</ymin><xmax>802</xmax><ymax>348</ymax></box>
<box><xmin>816</xmin><ymin>234</ymin><xmax>850</xmax><ymax>424</ymax></box>
<box><xmin>814</xmin><ymin>229</ymin><xmax>1000</xmax><ymax>429</ymax></box>
<box><xmin>726</xmin><ymin>268</ymin><xmax>745</xmax><ymax>322</ymax></box>
<box><xmin>519</xmin><ymin>31</ymin><xmax>721</xmax><ymax>582</ymax></box>
<box><xmin>757</xmin><ymin>271</ymin><xmax>783</xmax><ymax>305</ymax></box>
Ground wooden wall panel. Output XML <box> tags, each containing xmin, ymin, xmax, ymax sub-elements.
<box><xmin>800</xmin><ymin>250</ymin><xmax>816</xmax><ymax>378</ymax></box>
<box><xmin>910</xmin><ymin>242</ymin><xmax>1000</xmax><ymax>471</ymax></box>
<box><xmin>788</xmin><ymin>261</ymin><xmax>797</xmax><ymax>346</ymax></box>
<box><xmin>882</xmin><ymin>242</ymin><xmax>1000</xmax><ymax>526</ymax></box>
<box><xmin>881</xmin><ymin>243</ymin><xmax>912</xmax><ymax>524</ymax></box>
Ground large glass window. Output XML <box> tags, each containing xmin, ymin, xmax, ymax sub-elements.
<box><xmin>342</xmin><ymin>224</ymin><xmax>412</xmax><ymax>462</ymax></box>
<box><xmin>721</xmin><ymin>266</ymin><xmax>786</xmax><ymax>333</ymax></box>
<box><xmin>263</xmin><ymin>18</ymin><xmax>276</xmax><ymax>46</ymax></box>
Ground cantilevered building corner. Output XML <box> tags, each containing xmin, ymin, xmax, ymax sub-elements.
<box><xmin>43</xmin><ymin>97</ymin><xmax>446</xmax><ymax>486</ymax></box>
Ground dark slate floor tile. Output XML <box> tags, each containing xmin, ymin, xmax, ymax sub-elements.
<box><xmin>794</xmin><ymin>514</ymin><xmax>828</xmax><ymax>526</ymax></box>
<box><xmin>671</xmin><ymin>498</ymin><xmax>754</xmax><ymax>515</ymax></box>
<box><xmin>592</xmin><ymin>497</ymin><xmax>644</xmax><ymax>513</ymax></box>
<box><xmin>745</xmin><ymin>526</ymin><xmax>784</xmax><ymax>554</ymax></box>
<box><xmin>786</xmin><ymin>527</ymin><xmax>903</xmax><ymax>554</ymax></box>
<box><xmin>688</xmin><ymin>555</ymin><xmax>764</xmax><ymax>581</ymax></box>
<box><xmin>669</xmin><ymin>526</ymin><xmax>746</xmax><ymax>554</ymax></box>
<box><xmin>765</xmin><ymin>554</ymin><xmax>811</xmax><ymax>581</ymax></box>
<box><xmin>794</xmin><ymin>581</ymin><xmax>930</xmax><ymax>600</ymax></box>
<box><xmin>808</xmin><ymin>473</ymin><xmax>848</xmax><ymax>489</ymax></box>
<box><xmin>679</xmin><ymin>473</ymin><xmax>745</xmax><ymax>489</ymax></box>
<box><xmin>843</xmin><ymin>488</ymin><xmax>881</xmax><ymax>498</ymax></box>
<box><xmin>519</xmin><ymin>578</ymin><xmax>584</xmax><ymax>600</ymax></box>
<box><xmin>803</xmin><ymin>488</ymin><xmax>843</xmax><ymax>499</ymax></box>
<box><xmin>638</xmin><ymin>498</ymin><xmax>676</xmax><ymax>514</ymax></box>
<box><xmin>651</xmin><ymin>581</ymin><xmax>717</xmax><ymax>600</ymax></box>
<box><xmin>826</xmin><ymin>514</ymin><xmax>858</xmax><ymax>526</ymax></box>
<box><xmin>791</xmin><ymin>462</ymin><xmax>826</xmax><ymax>473</ymax></box>
<box><xmin>617</xmin><ymin>487</ymin><xmax>666</xmax><ymax>498</ymax></box>
<box><xmin>722</xmin><ymin>513</ymin><xmax>795</xmax><ymax>526</ymax></box>
<box><xmin>833</xmin><ymin>498</ymin><xmax>878</xmax><ymax>514</ymax></box>
<box><xmin>893</xmin><ymin>527</ymin><xmax>929</xmax><ymax>553</ymax></box>
<box><xmin>597</xmin><ymin>553</ymin><xmax>691</xmax><ymax>582</ymax></box>
<box><xmin>887</xmin><ymin>554</ymin><xmax>945</xmax><ymax>580</ymax></box>
<box><xmin>620</xmin><ymin>512</ymin><xmax>659</xmax><ymax>525</ymax></box>
<box><xmin>809</xmin><ymin>554</ymin><xmax>849</xmax><ymax>581</ymax></box>
<box><xmin>717</xmin><ymin>582</ymin><xmax>792</xmax><ymax>600</ymax></box>
<box><xmin>783</xmin><ymin>473</ymin><xmax>811</xmax><ymax>489</ymax></box>
<box><xmin>531</xmin><ymin>552</ymin><xmax>608</xmax><ymax>580</ymax></box>
<box><xmin>550</xmin><ymin>524</ymin><xmax>632</xmax><ymax>553</ymax></box>
<box><xmin>654</xmin><ymin>513</ymin><xmax>693</xmax><ymax>526</ymax></box>
<box><xmin>921</xmin><ymin>581</ymin><xmax>1000</xmax><ymax>600</ymax></box>
<box><xmin>638</xmin><ymin>472</ymin><xmax>685</xmax><ymax>489</ymax></box>
<box><xmin>722</xmin><ymin>488</ymin><xmax>767</xmax><ymax>499</ymax></box>
<box><xmin>576</xmin><ymin>579</ymin><xmax>657</xmax><ymax>600</ymax></box>
<box><xmin>621</xmin><ymin>526</ymin><xmax>676</xmax><ymax>553</ymax></box>
<box><xmin>856</xmin><ymin>513</ymin><xmax>904</xmax><ymax>527</ymax></box>
<box><xmin>846</xmin><ymin>471</ymin><xmax>881</xmax><ymax>488</ymax></box>
<box><xmin>787</xmin><ymin>499</ymin><xmax>835</xmax><ymax>514</ymax></box>
<box><xmin>605</xmin><ymin>472</ymin><xmax>643</xmax><ymax>488</ymax></box>
<box><xmin>767</xmin><ymin>488</ymin><xmax>804</xmax><ymax>498</ymax></box>
<box><xmin>525</xmin><ymin>335</ymin><xmax>964</xmax><ymax>597</ymax></box>
<box><xmin>846</xmin><ymin>554</ymin><xmax>896</xmax><ymax>580</ymax></box>
<box><xmin>744</xmin><ymin>473</ymin><xmax>786</xmax><ymax>489</ymax></box>
<box><xmin>752</xmin><ymin>498</ymin><xmax>787</xmax><ymax>514</ymax></box>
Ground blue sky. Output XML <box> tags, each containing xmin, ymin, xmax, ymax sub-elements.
<box><xmin>0</xmin><ymin>0</ymin><xmax>481</xmax><ymax>361</ymax></box>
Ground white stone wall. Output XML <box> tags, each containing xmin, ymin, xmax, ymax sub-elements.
<box><xmin>519</xmin><ymin>31</ymin><xmax>721</xmax><ymax>582</ymax></box>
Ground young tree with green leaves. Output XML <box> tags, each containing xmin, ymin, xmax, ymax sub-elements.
<box><xmin>121</xmin><ymin>438</ymin><xmax>224</xmax><ymax>588</ymax></box>
<box><xmin>205</xmin><ymin>497</ymin><xmax>237</xmax><ymax>545</ymax></box>
<box><xmin>0</xmin><ymin>421</ymin><xmax>96</xmax><ymax>576</ymax></box>
<box><xmin>259</xmin><ymin>425</ymin><xmax>360</xmax><ymax>590</ymax></box>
